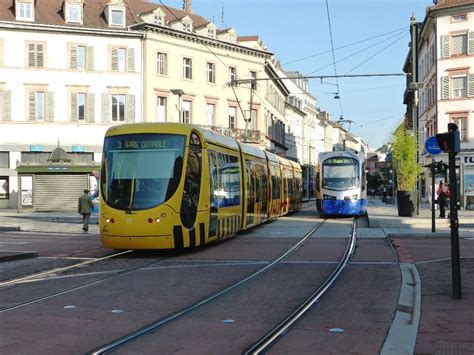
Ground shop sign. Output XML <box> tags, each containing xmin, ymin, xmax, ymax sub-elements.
<box><xmin>30</xmin><ymin>144</ymin><xmax>44</xmax><ymax>152</ymax></box>
<box><xmin>463</xmin><ymin>155</ymin><xmax>474</xmax><ymax>166</ymax></box>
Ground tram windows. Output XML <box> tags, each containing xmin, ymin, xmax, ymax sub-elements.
<box><xmin>218</xmin><ymin>153</ymin><xmax>241</xmax><ymax>207</ymax></box>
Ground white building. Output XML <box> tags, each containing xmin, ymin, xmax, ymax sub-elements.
<box><xmin>0</xmin><ymin>0</ymin><xmax>144</xmax><ymax>210</ymax></box>
<box><xmin>415</xmin><ymin>0</ymin><xmax>474</xmax><ymax>205</ymax></box>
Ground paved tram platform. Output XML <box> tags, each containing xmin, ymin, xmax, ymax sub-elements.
<box><xmin>0</xmin><ymin>200</ymin><xmax>473</xmax><ymax>353</ymax></box>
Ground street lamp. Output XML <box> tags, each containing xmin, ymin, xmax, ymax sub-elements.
<box><xmin>170</xmin><ymin>89</ymin><xmax>185</xmax><ymax>123</ymax></box>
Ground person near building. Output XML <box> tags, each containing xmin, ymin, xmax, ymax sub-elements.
<box><xmin>78</xmin><ymin>189</ymin><xmax>94</xmax><ymax>232</ymax></box>
<box><xmin>436</xmin><ymin>181</ymin><xmax>450</xmax><ymax>219</ymax></box>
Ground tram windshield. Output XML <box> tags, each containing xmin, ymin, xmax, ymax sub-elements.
<box><xmin>101</xmin><ymin>133</ymin><xmax>186</xmax><ymax>211</ymax></box>
<box><xmin>322</xmin><ymin>157</ymin><xmax>359</xmax><ymax>191</ymax></box>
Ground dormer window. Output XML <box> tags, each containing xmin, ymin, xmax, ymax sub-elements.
<box><xmin>16</xmin><ymin>0</ymin><xmax>34</xmax><ymax>21</ymax></box>
<box><xmin>207</xmin><ymin>28</ymin><xmax>216</xmax><ymax>39</ymax></box>
<box><xmin>65</xmin><ymin>1</ymin><xmax>83</xmax><ymax>24</ymax></box>
<box><xmin>154</xmin><ymin>14</ymin><xmax>164</xmax><ymax>25</ymax></box>
<box><xmin>183</xmin><ymin>21</ymin><xmax>192</xmax><ymax>32</ymax></box>
<box><xmin>110</xmin><ymin>8</ymin><xmax>125</xmax><ymax>27</ymax></box>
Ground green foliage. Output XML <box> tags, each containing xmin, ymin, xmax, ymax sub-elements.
<box><xmin>391</xmin><ymin>123</ymin><xmax>421</xmax><ymax>191</ymax></box>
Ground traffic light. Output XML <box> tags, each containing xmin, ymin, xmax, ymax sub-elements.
<box><xmin>436</xmin><ymin>161</ymin><xmax>448</xmax><ymax>174</ymax></box>
<box><xmin>435</xmin><ymin>124</ymin><xmax>460</xmax><ymax>153</ymax></box>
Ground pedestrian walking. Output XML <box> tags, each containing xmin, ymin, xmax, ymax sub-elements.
<box><xmin>78</xmin><ymin>189</ymin><xmax>94</xmax><ymax>232</ymax></box>
<box><xmin>436</xmin><ymin>181</ymin><xmax>450</xmax><ymax>218</ymax></box>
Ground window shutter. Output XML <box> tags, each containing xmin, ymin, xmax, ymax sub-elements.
<box><xmin>70</xmin><ymin>93</ymin><xmax>78</xmax><ymax>121</ymax></box>
<box><xmin>28</xmin><ymin>44</ymin><xmax>35</xmax><ymax>67</ymax></box>
<box><xmin>126</xmin><ymin>95</ymin><xmax>135</xmax><ymax>123</ymax></box>
<box><xmin>441</xmin><ymin>76</ymin><xmax>450</xmax><ymax>100</ymax></box>
<box><xmin>70</xmin><ymin>46</ymin><xmax>77</xmax><ymax>69</ymax></box>
<box><xmin>46</xmin><ymin>92</ymin><xmax>54</xmax><ymax>122</ymax></box>
<box><xmin>86</xmin><ymin>46</ymin><xmax>94</xmax><ymax>71</ymax></box>
<box><xmin>468</xmin><ymin>32</ymin><xmax>474</xmax><ymax>55</ymax></box>
<box><xmin>111</xmin><ymin>48</ymin><xmax>118</xmax><ymax>71</ymax></box>
<box><xmin>468</xmin><ymin>73</ymin><xmax>474</xmax><ymax>97</ymax></box>
<box><xmin>102</xmin><ymin>94</ymin><xmax>111</xmax><ymax>123</ymax></box>
<box><xmin>127</xmin><ymin>48</ymin><xmax>135</xmax><ymax>73</ymax></box>
<box><xmin>4</xmin><ymin>90</ymin><xmax>11</xmax><ymax>121</ymax></box>
<box><xmin>86</xmin><ymin>93</ymin><xmax>95</xmax><ymax>123</ymax></box>
<box><xmin>28</xmin><ymin>91</ymin><xmax>36</xmax><ymax>121</ymax></box>
<box><xmin>37</xmin><ymin>44</ymin><xmax>44</xmax><ymax>68</ymax></box>
<box><xmin>441</xmin><ymin>35</ymin><xmax>450</xmax><ymax>58</ymax></box>
<box><xmin>0</xmin><ymin>90</ymin><xmax>8</xmax><ymax>121</ymax></box>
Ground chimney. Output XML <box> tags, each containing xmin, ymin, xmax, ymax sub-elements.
<box><xmin>183</xmin><ymin>0</ymin><xmax>192</xmax><ymax>13</ymax></box>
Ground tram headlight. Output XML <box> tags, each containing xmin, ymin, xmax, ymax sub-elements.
<box><xmin>323</xmin><ymin>194</ymin><xmax>336</xmax><ymax>200</ymax></box>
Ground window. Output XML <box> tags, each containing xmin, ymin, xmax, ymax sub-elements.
<box><xmin>229</xmin><ymin>67</ymin><xmax>237</xmax><ymax>84</ymax></box>
<box><xmin>452</xmin><ymin>76</ymin><xmax>467</xmax><ymax>98</ymax></box>
<box><xmin>33</xmin><ymin>91</ymin><xmax>45</xmax><ymax>121</ymax></box>
<box><xmin>250</xmin><ymin>71</ymin><xmax>257</xmax><ymax>90</ymax></box>
<box><xmin>0</xmin><ymin>177</ymin><xmax>8</xmax><ymax>199</ymax></box>
<box><xmin>0</xmin><ymin>152</ymin><xmax>9</xmax><ymax>168</ymax></box>
<box><xmin>110</xmin><ymin>8</ymin><xmax>125</xmax><ymax>26</ymax></box>
<box><xmin>228</xmin><ymin>106</ymin><xmax>236</xmax><ymax>129</ymax></box>
<box><xmin>66</xmin><ymin>3</ymin><xmax>82</xmax><ymax>23</ymax></box>
<box><xmin>16</xmin><ymin>2</ymin><xmax>33</xmax><ymax>21</ymax></box>
<box><xmin>207</xmin><ymin>62</ymin><xmax>216</xmax><ymax>83</ymax></box>
<box><xmin>154</xmin><ymin>14</ymin><xmax>164</xmax><ymax>25</ymax></box>
<box><xmin>27</xmin><ymin>43</ymin><xmax>44</xmax><ymax>68</ymax></box>
<box><xmin>156</xmin><ymin>96</ymin><xmax>167</xmax><ymax>122</ymax></box>
<box><xmin>111</xmin><ymin>94</ymin><xmax>125</xmax><ymax>122</ymax></box>
<box><xmin>208</xmin><ymin>28</ymin><xmax>216</xmax><ymax>38</ymax></box>
<box><xmin>182</xmin><ymin>100</ymin><xmax>191</xmax><ymax>123</ymax></box>
<box><xmin>183</xmin><ymin>57</ymin><xmax>192</xmax><ymax>79</ymax></box>
<box><xmin>69</xmin><ymin>45</ymin><xmax>86</xmax><ymax>70</ymax></box>
<box><xmin>452</xmin><ymin>33</ymin><xmax>467</xmax><ymax>55</ymax></box>
<box><xmin>157</xmin><ymin>52</ymin><xmax>167</xmax><ymax>75</ymax></box>
<box><xmin>77</xmin><ymin>93</ymin><xmax>86</xmax><ymax>121</ymax></box>
<box><xmin>183</xmin><ymin>22</ymin><xmax>192</xmax><ymax>32</ymax></box>
<box><xmin>452</xmin><ymin>14</ymin><xmax>467</xmax><ymax>22</ymax></box>
<box><xmin>206</xmin><ymin>103</ymin><xmax>215</xmax><ymax>126</ymax></box>
<box><xmin>21</xmin><ymin>152</ymin><xmax>51</xmax><ymax>163</ymax></box>
<box><xmin>111</xmin><ymin>47</ymin><xmax>130</xmax><ymax>72</ymax></box>
<box><xmin>452</xmin><ymin>117</ymin><xmax>468</xmax><ymax>141</ymax></box>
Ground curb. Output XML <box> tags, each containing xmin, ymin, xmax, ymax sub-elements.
<box><xmin>0</xmin><ymin>251</ymin><xmax>38</xmax><ymax>262</ymax></box>
<box><xmin>0</xmin><ymin>226</ymin><xmax>21</xmax><ymax>231</ymax></box>
<box><xmin>380</xmin><ymin>263</ymin><xmax>421</xmax><ymax>355</ymax></box>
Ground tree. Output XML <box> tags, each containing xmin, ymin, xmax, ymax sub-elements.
<box><xmin>391</xmin><ymin>123</ymin><xmax>421</xmax><ymax>191</ymax></box>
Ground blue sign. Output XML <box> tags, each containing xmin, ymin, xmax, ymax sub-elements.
<box><xmin>72</xmin><ymin>144</ymin><xmax>85</xmax><ymax>152</ymax></box>
<box><xmin>30</xmin><ymin>144</ymin><xmax>45</xmax><ymax>152</ymax></box>
<box><xmin>425</xmin><ymin>136</ymin><xmax>442</xmax><ymax>155</ymax></box>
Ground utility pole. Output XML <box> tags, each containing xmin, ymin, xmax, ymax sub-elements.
<box><xmin>410</xmin><ymin>14</ymin><xmax>420</xmax><ymax>215</ymax></box>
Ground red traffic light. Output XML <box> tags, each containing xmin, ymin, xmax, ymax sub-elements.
<box><xmin>435</xmin><ymin>131</ymin><xmax>460</xmax><ymax>153</ymax></box>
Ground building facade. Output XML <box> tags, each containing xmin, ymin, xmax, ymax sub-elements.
<box><xmin>413</xmin><ymin>0</ymin><xmax>474</xmax><ymax>205</ymax></box>
<box><xmin>0</xmin><ymin>0</ymin><xmax>298</xmax><ymax>210</ymax></box>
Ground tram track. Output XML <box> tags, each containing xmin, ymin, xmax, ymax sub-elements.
<box><xmin>0</xmin><ymin>250</ymin><xmax>174</xmax><ymax>313</ymax></box>
<box><xmin>88</xmin><ymin>217</ymin><xmax>343</xmax><ymax>354</ymax></box>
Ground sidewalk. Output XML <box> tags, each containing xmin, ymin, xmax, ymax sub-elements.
<box><xmin>367</xmin><ymin>198</ymin><xmax>474</xmax><ymax>355</ymax></box>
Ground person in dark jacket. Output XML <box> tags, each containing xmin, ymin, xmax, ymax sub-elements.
<box><xmin>78</xmin><ymin>189</ymin><xmax>94</xmax><ymax>232</ymax></box>
<box><xmin>436</xmin><ymin>181</ymin><xmax>450</xmax><ymax>218</ymax></box>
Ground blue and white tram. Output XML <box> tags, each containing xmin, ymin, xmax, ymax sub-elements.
<box><xmin>315</xmin><ymin>150</ymin><xmax>367</xmax><ymax>216</ymax></box>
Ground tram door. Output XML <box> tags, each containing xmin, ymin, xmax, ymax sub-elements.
<box><xmin>208</xmin><ymin>151</ymin><xmax>219</xmax><ymax>238</ymax></box>
<box><xmin>180</xmin><ymin>133</ymin><xmax>202</xmax><ymax>229</ymax></box>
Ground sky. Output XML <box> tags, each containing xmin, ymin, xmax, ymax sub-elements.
<box><xmin>158</xmin><ymin>0</ymin><xmax>431</xmax><ymax>150</ymax></box>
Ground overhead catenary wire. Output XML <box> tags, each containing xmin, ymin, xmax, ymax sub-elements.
<box><xmin>324</xmin><ymin>0</ymin><xmax>343</xmax><ymax>119</ymax></box>
<box><xmin>282</xmin><ymin>26</ymin><xmax>407</xmax><ymax>67</ymax></box>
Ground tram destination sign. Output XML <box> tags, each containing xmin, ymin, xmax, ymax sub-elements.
<box><xmin>425</xmin><ymin>136</ymin><xmax>442</xmax><ymax>155</ymax></box>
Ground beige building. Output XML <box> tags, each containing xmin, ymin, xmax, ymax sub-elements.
<box><xmin>133</xmin><ymin>5</ymin><xmax>289</xmax><ymax>155</ymax></box>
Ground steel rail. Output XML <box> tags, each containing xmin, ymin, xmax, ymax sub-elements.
<box><xmin>0</xmin><ymin>254</ymin><xmax>172</xmax><ymax>314</ymax></box>
<box><xmin>243</xmin><ymin>218</ymin><xmax>357</xmax><ymax>354</ymax></box>
<box><xmin>88</xmin><ymin>220</ymin><xmax>326</xmax><ymax>355</ymax></box>
<box><xmin>0</xmin><ymin>249</ymin><xmax>134</xmax><ymax>288</ymax></box>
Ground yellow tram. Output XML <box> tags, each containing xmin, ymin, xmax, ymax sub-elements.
<box><xmin>99</xmin><ymin>123</ymin><xmax>302</xmax><ymax>250</ymax></box>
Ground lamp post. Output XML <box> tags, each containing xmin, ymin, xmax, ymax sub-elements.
<box><xmin>170</xmin><ymin>89</ymin><xmax>185</xmax><ymax>123</ymax></box>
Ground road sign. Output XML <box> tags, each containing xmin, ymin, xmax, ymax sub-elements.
<box><xmin>425</xmin><ymin>136</ymin><xmax>442</xmax><ymax>155</ymax></box>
